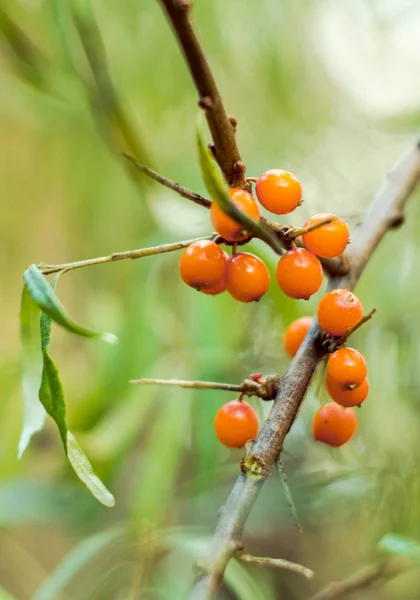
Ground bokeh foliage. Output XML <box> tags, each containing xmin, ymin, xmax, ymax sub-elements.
<box><xmin>2</xmin><ymin>0</ymin><xmax>420</xmax><ymax>598</ymax></box>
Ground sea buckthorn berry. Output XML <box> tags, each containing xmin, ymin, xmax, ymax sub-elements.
<box><xmin>276</xmin><ymin>248</ymin><xmax>323</xmax><ymax>299</ymax></box>
<box><xmin>312</xmin><ymin>402</ymin><xmax>357</xmax><ymax>447</ymax></box>
<box><xmin>210</xmin><ymin>188</ymin><xmax>260</xmax><ymax>242</ymax></box>
<box><xmin>227</xmin><ymin>252</ymin><xmax>270</xmax><ymax>303</ymax></box>
<box><xmin>327</xmin><ymin>347</ymin><xmax>367</xmax><ymax>387</ymax></box>
<box><xmin>302</xmin><ymin>213</ymin><xmax>350</xmax><ymax>258</ymax></box>
<box><xmin>200</xmin><ymin>272</ymin><xmax>228</xmax><ymax>296</ymax></box>
<box><xmin>326</xmin><ymin>374</ymin><xmax>369</xmax><ymax>407</ymax></box>
<box><xmin>283</xmin><ymin>316</ymin><xmax>313</xmax><ymax>358</ymax></box>
<box><xmin>255</xmin><ymin>169</ymin><xmax>302</xmax><ymax>215</ymax></box>
<box><xmin>214</xmin><ymin>399</ymin><xmax>259</xmax><ymax>448</ymax></box>
<box><xmin>179</xmin><ymin>240</ymin><xmax>227</xmax><ymax>290</ymax></box>
<box><xmin>317</xmin><ymin>289</ymin><xmax>363</xmax><ymax>336</ymax></box>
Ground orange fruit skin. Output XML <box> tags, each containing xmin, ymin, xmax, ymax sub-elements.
<box><xmin>317</xmin><ymin>289</ymin><xmax>363</xmax><ymax>336</ymax></box>
<box><xmin>255</xmin><ymin>169</ymin><xmax>302</xmax><ymax>215</ymax></box>
<box><xmin>200</xmin><ymin>273</ymin><xmax>228</xmax><ymax>295</ymax></box>
<box><xmin>326</xmin><ymin>374</ymin><xmax>369</xmax><ymax>407</ymax></box>
<box><xmin>214</xmin><ymin>400</ymin><xmax>259</xmax><ymax>448</ymax></box>
<box><xmin>312</xmin><ymin>402</ymin><xmax>357</xmax><ymax>447</ymax></box>
<box><xmin>302</xmin><ymin>213</ymin><xmax>350</xmax><ymax>258</ymax></box>
<box><xmin>227</xmin><ymin>252</ymin><xmax>270</xmax><ymax>302</ymax></box>
<box><xmin>276</xmin><ymin>248</ymin><xmax>323</xmax><ymax>299</ymax></box>
<box><xmin>179</xmin><ymin>240</ymin><xmax>227</xmax><ymax>290</ymax></box>
<box><xmin>327</xmin><ymin>347</ymin><xmax>367</xmax><ymax>387</ymax></box>
<box><xmin>210</xmin><ymin>188</ymin><xmax>260</xmax><ymax>242</ymax></box>
<box><xmin>283</xmin><ymin>316</ymin><xmax>313</xmax><ymax>358</ymax></box>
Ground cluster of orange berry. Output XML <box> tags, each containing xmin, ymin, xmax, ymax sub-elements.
<box><xmin>213</xmin><ymin>289</ymin><xmax>368</xmax><ymax>450</ymax></box>
<box><xmin>179</xmin><ymin>169</ymin><xmax>350</xmax><ymax>302</ymax></box>
<box><xmin>284</xmin><ymin>289</ymin><xmax>367</xmax><ymax>447</ymax></box>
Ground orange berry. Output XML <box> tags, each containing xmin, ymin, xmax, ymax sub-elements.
<box><xmin>302</xmin><ymin>213</ymin><xmax>350</xmax><ymax>258</ymax></box>
<box><xmin>256</xmin><ymin>169</ymin><xmax>302</xmax><ymax>215</ymax></box>
<box><xmin>226</xmin><ymin>252</ymin><xmax>270</xmax><ymax>303</ymax></box>
<box><xmin>179</xmin><ymin>240</ymin><xmax>227</xmax><ymax>290</ymax></box>
<box><xmin>312</xmin><ymin>402</ymin><xmax>357</xmax><ymax>447</ymax></box>
<box><xmin>214</xmin><ymin>400</ymin><xmax>259</xmax><ymax>448</ymax></box>
<box><xmin>327</xmin><ymin>347</ymin><xmax>367</xmax><ymax>387</ymax></box>
<box><xmin>326</xmin><ymin>374</ymin><xmax>369</xmax><ymax>407</ymax></box>
<box><xmin>283</xmin><ymin>316</ymin><xmax>313</xmax><ymax>358</ymax></box>
<box><xmin>200</xmin><ymin>272</ymin><xmax>228</xmax><ymax>296</ymax></box>
<box><xmin>276</xmin><ymin>248</ymin><xmax>323</xmax><ymax>299</ymax></box>
<box><xmin>210</xmin><ymin>188</ymin><xmax>260</xmax><ymax>242</ymax></box>
<box><xmin>317</xmin><ymin>289</ymin><xmax>363</xmax><ymax>336</ymax></box>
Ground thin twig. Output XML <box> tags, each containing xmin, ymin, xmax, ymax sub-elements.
<box><xmin>158</xmin><ymin>0</ymin><xmax>246</xmax><ymax>188</ymax></box>
<box><xmin>276</xmin><ymin>458</ymin><xmax>302</xmax><ymax>534</ymax></box>
<box><xmin>190</xmin><ymin>139</ymin><xmax>420</xmax><ymax>600</ymax></box>
<box><xmin>38</xmin><ymin>236</ymin><xmax>214</xmax><ymax>276</ymax></box>
<box><xmin>341</xmin><ymin>308</ymin><xmax>377</xmax><ymax>341</ymax></box>
<box><xmin>321</xmin><ymin>309</ymin><xmax>377</xmax><ymax>353</ymax></box>
<box><xmin>130</xmin><ymin>377</ymin><xmax>279</xmax><ymax>401</ymax></box>
<box><xmin>291</xmin><ymin>215</ymin><xmax>335</xmax><ymax>238</ymax></box>
<box><xmin>307</xmin><ymin>557</ymin><xmax>410</xmax><ymax>600</ymax></box>
<box><xmin>237</xmin><ymin>552</ymin><xmax>313</xmax><ymax>579</ymax></box>
<box><xmin>124</xmin><ymin>153</ymin><xmax>211</xmax><ymax>208</ymax></box>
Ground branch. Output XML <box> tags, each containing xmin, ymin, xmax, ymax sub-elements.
<box><xmin>237</xmin><ymin>552</ymin><xmax>313</xmax><ymax>579</ymax></box>
<box><xmin>190</xmin><ymin>139</ymin><xmax>420</xmax><ymax>600</ymax></box>
<box><xmin>129</xmin><ymin>376</ymin><xmax>279</xmax><ymax>400</ymax></box>
<box><xmin>308</xmin><ymin>557</ymin><xmax>410</xmax><ymax>600</ymax></box>
<box><xmin>38</xmin><ymin>235</ymin><xmax>214</xmax><ymax>276</ymax></box>
<box><xmin>158</xmin><ymin>0</ymin><xmax>246</xmax><ymax>188</ymax></box>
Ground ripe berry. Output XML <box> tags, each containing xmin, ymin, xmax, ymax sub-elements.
<box><xmin>276</xmin><ymin>248</ymin><xmax>323</xmax><ymax>299</ymax></box>
<box><xmin>179</xmin><ymin>240</ymin><xmax>228</xmax><ymax>290</ymax></box>
<box><xmin>302</xmin><ymin>213</ymin><xmax>350</xmax><ymax>258</ymax></box>
<box><xmin>210</xmin><ymin>188</ymin><xmax>260</xmax><ymax>242</ymax></box>
<box><xmin>283</xmin><ymin>316</ymin><xmax>313</xmax><ymax>358</ymax></box>
<box><xmin>255</xmin><ymin>169</ymin><xmax>302</xmax><ymax>215</ymax></box>
<box><xmin>227</xmin><ymin>252</ymin><xmax>270</xmax><ymax>302</ymax></box>
<box><xmin>214</xmin><ymin>399</ymin><xmax>259</xmax><ymax>448</ymax></box>
<box><xmin>200</xmin><ymin>273</ymin><xmax>228</xmax><ymax>296</ymax></box>
<box><xmin>327</xmin><ymin>347</ymin><xmax>367</xmax><ymax>387</ymax></box>
<box><xmin>312</xmin><ymin>402</ymin><xmax>357</xmax><ymax>447</ymax></box>
<box><xmin>317</xmin><ymin>289</ymin><xmax>363</xmax><ymax>336</ymax></box>
<box><xmin>326</xmin><ymin>374</ymin><xmax>369</xmax><ymax>407</ymax></box>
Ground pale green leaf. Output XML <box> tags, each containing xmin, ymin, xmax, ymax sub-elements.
<box><xmin>67</xmin><ymin>432</ymin><xmax>115</xmax><ymax>507</ymax></box>
<box><xmin>18</xmin><ymin>287</ymin><xmax>46</xmax><ymax>458</ymax></box>
<box><xmin>23</xmin><ymin>264</ymin><xmax>117</xmax><ymax>344</ymax></box>
<box><xmin>378</xmin><ymin>533</ymin><xmax>420</xmax><ymax>564</ymax></box>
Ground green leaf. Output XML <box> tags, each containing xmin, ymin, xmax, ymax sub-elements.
<box><xmin>195</xmin><ymin>116</ymin><xmax>283</xmax><ymax>254</ymax></box>
<box><xmin>378</xmin><ymin>534</ymin><xmax>420</xmax><ymax>564</ymax></box>
<box><xmin>39</xmin><ymin>352</ymin><xmax>68</xmax><ymax>449</ymax></box>
<box><xmin>67</xmin><ymin>432</ymin><xmax>115</xmax><ymax>507</ymax></box>
<box><xmin>18</xmin><ymin>287</ymin><xmax>46</xmax><ymax>458</ymax></box>
<box><xmin>33</xmin><ymin>527</ymin><xmax>124</xmax><ymax>600</ymax></box>
<box><xmin>23</xmin><ymin>264</ymin><xmax>117</xmax><ymax>344</ymax></box>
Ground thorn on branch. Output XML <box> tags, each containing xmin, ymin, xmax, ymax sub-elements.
<box><xmin>321</xmin><ymin>309</ymin><xmax>377</xmax><ymax>353</ymax></box>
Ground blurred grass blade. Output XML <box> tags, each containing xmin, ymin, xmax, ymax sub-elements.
<box><xmin>67</xmin><ymin>432</ymin><xmax>115</xmax><ymax>507</ymax></box>
<box><xmin>378</xmin><ymin>534</ymin><xmax>420</xmax><ymax>564</ymax></box>
<box><xmin>18</xmin><ymin>287</ymin><xmax>46</xmax><ymax>458</ymax></box>
<box><xmin>196</xmin><ymin>116</ymin><xmax>283</xmax><ymax>253</ymax></box>
<box><xmin>23</xmin><ymin>264</ymin><xmax>117</xmax><ymax>343</ymax></box>
<box><xmin>33</xmin><ymin>527</ymin><xmax>124</xmax><ymax>600</ymax></box>
<box><xmin>0</xmin><ymin>586</ymin><xmax>17</xmax><ymax>600</ymax></box>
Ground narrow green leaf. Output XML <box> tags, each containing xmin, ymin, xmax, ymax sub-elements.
<box><xmin>67</xmin><ymin>432</ymin><xmax>115</xmax><ymax>507</ymax></box>
<box><xmin>23</xmin><ymin>264</ymin><xmax>117</xmax><ymax>344</ymax></box>
<box><xmin>39</xmin><ymin>352</ymin><xmax>68</xmax><ymax>449</ymax></box>
<box><xmin>33</xmin><ymin>527</ymin><xmax>124</xmax><ymax>600</ymax></box>
<box><xmin>196</xmin><ymin>115</ymin><xmax>283</xmax><ymax>254</ymax></box>
<box><xmin>378</xmin><ymin>534</ymin><xmax>420</xmax><ymax>564</ymax></box>
<box><xmin>18</xmin><ymin>287</ymin><xmax>46</xmax><ymax>458</ymax></box>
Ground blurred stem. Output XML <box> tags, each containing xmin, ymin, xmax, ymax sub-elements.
<box><xmin>308</xmin><ymin>557</ymin><xmax>410</xmax><ymax>600</ymax></box>
<box><xmin>39</xmin><ymin>235</ymin><xmax>214</xmax><ymax>275</ymax></box>
<box><xmin>276</xmin><ymin>458</ymin><xmax>302</xmax><ymax>534</ymax></box>
<box><xmin>237</xmin><ymin>552</ymin><xmax>313</xmax><ymax>579</ymax></box>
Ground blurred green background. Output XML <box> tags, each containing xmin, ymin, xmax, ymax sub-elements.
<box><xmin>2</xmin><ymin>0</ymin><xmax>420</xmax><ymax>598</ymax></box>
